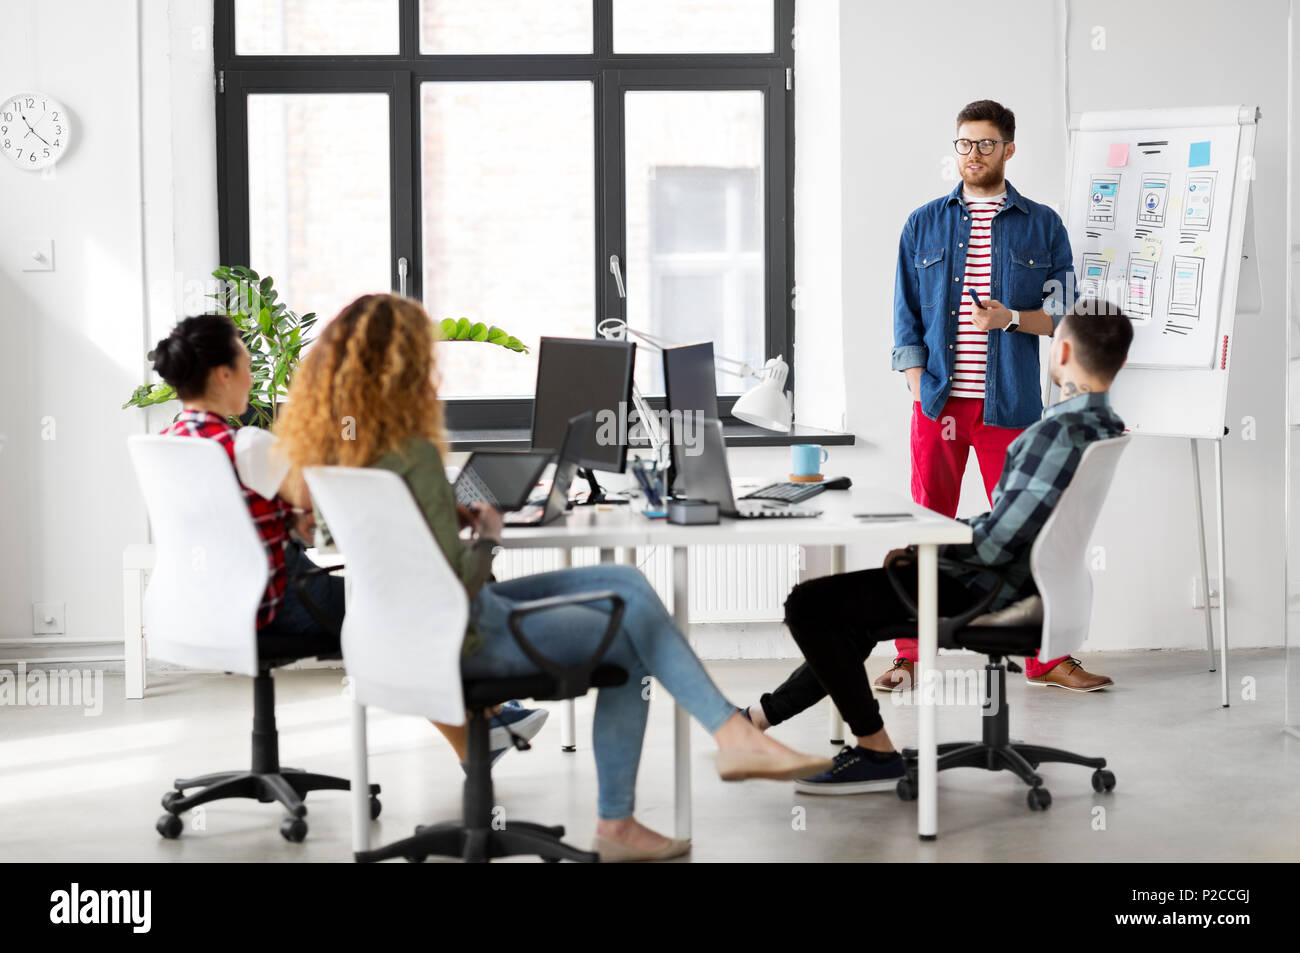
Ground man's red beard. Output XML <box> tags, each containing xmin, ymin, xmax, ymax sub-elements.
<box><xmin>961</xmin><ymin>161</ymin><xmax>1004</xmax><ymax>189</ymax></box>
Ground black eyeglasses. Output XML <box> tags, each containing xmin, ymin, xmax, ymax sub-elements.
<box><xmin>953</xmin><ymin>138</ymin><xmax>1012</xmax><ymax>156</ymax></box>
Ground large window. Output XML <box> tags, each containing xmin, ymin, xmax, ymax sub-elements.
<box><xmin>216</xmin><ymin>0</ymin><xmax>795</xmax><ymax>430</ymax></box>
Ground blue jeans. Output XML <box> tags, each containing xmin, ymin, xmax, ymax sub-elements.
<box><xmin>463</xmin><ymin>563</ymin><xmax>735</xmax><ymax>820</ymax></box>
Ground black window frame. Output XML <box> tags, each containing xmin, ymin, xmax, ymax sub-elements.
<box><xmin>214</xmin><ymin>0</ymin><xmax>796</xmax><ymax>433</ymax></box>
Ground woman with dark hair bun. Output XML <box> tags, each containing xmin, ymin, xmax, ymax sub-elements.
<box><xmin>155</xmin><ymin>314</ymin><xmax>333</xmax><ymax>638</ymax></box>
<box><xmin>152</xmin><ymin>314</ymin><xmax>244</xmax><ymax>404</ymax></box>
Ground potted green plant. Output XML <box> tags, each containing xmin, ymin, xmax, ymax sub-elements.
<box><xmin>122</xmin><ymin>266</ymin><xmax>315</xmax><ymax>428</ymax></box>
<box><xmin>436</xmin><ymin>317</ymin><xmax>528</xmax><ymax>353</ymax></box>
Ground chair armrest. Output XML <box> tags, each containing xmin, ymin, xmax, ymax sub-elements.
<box><xmin>291</xmin><ymin>566</ymin><xmax>345</xmax><ymax>639</ymax></box>
<box><xmin>506</xmin><ymin>590</ymin><xmax>626</xmax><ymax>699</ymax></box>
<box><xmin>882</xmin><ymin>550</ymin><xmax>1006</xmax><ymax>639</ymax></box>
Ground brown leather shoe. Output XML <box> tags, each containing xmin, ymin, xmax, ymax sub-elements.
<box><xmin>872</xmin><ymin>658</ymin><xmax>915</xmax><ymax>693</ymax></box>
<box><xmin>1026</xmin><ymin>657</ymin><xmax>1113</xmax><ymax>692</ymax></box>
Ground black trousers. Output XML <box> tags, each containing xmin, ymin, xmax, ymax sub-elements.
<box><xmin>761</xmin><ymin>566</ymin><xmax>981</xmax><ymax>740</ymax></box>
<box><xmin>260</xmin><ymin>543</ymin><xmax>346</xmax><ymax>641</ymax></box>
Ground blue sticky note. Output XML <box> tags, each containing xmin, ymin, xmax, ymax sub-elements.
<box><xmin>1188</xmin><ymin>141</ymin><xmax>1211</xmax><ymax>167</ymax></box>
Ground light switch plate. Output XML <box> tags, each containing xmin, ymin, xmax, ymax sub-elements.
<box><xmin>33</xmin><ymin>602</ymin><xmax>65</xmax><ymax>635</ymax></box>
<box><xmin>21</xmin><ymin>239</ymin><xmax>54</xmax><ymax>272</ymax></box>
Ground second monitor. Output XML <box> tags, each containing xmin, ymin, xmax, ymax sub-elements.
<box><xmin>530</xmin><ymin>336</ymin><xmax>636</xmax><ymax>503</ymax></box>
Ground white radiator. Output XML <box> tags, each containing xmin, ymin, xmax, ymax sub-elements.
<box><xmin>491</xmin><ymin>544</ymin><xmax>801</xmax><ymax>623</ymax></box>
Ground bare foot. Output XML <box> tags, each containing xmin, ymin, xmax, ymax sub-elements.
<box><xmin>595</xmin><ymin>816</ymin><xmax>674</xmax><ymax>851</ymax></box>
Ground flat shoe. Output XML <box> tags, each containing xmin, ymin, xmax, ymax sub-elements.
<box><xmin>592</xmin><ymin>834</ymin><xmax>691</xmax><ymax>863</ymax></box>
<box><xmin>716</xmin><ymin>749</ymin><xmax>835</xmax><ymax>782</ymax></box>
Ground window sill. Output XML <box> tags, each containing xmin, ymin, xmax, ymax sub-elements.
<box><xmin>447</xmin><ymin>421</ymin><xmax>856</xmax><ymax>453</ymax></box>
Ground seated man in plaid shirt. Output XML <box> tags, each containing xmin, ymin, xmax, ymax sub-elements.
<box><xmin>739</xmin><ymin>299</ymin><xmax>1133</xmax><ymax>794</ymax></box>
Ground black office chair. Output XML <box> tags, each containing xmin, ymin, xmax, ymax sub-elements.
<box><xmin>881</xmin><ymin>436</ymin><xmax>1129</xmax><ymax>813</ymax></box>
<box><xmin>356</xmin><ymin>591</ymin><xmax>627</xmax><ymax>864</ymax></box>
<box><xmin>157</xmin><ymin>632</ymin><xmax>381</xmax><ymax>843</ymax></box>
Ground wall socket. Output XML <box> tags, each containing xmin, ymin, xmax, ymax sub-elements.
<box><xmin>33</xmin><ymin>602</ymin><xmax>65</xmax><ymax>635</ymax></box>
<box><xmin>1191</xmin><ymin>577</ymin><xmax>1221</xmax><ymax>610</ymax></box>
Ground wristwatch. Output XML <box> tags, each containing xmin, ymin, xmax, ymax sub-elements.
<box><xmin>1005</xmin><ymin>309</ymin><xmax>1020</xmax><ymax>333</ymax></box>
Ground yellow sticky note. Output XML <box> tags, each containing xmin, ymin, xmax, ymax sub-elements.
<box><xmin>1170</xmin><ymin>195</ymin><xmax>1183</xmax><ymax>212</ymax></box>
<box><xmin>1101</xmin><ymin>248</ymin><xmax>1116</xmax><ymax>262</ymax></box>
<box><xmin>1192</xmin><ymin>241</ymin><xmax>1207</xmax><ymax>256</ymax></box>
<box><xmin>1140</xmin><ymin>237</ymin><xmax>1163</xmax><ymax>261</ymax></box>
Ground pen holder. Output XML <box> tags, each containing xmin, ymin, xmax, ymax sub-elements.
<box><xmin>630</xmin><ymin>456</ymin><xmax>668</xmax><ymax>516</ymax></box>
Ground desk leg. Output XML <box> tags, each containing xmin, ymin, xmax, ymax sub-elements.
<box><xmin>917</xmin><ymin>542</ymin><xmax>938</xmax><ymax>841</ymax></box>
<box><xmin>672</xmin><ymin>545</ymin><xmax>692</xmax><ymax>840</ymax></box>
<box><xmin>122</xmin><ymin>567</ymin><xmax>146</xmax><ymax>699</ymax></box>
<box><xmin>826</xmin><ymin>545</ymin><xmax>846</xmax><ymax>745</ymax></box>
<box><xmin>559</xmin><ymin>548</ymin><xmax>577</xmax><ymax>751</ymax></box>
<box><xmin>351</xmin><ymin>699</ymin><xmax>369</xmax><ymax>859</ymax></box>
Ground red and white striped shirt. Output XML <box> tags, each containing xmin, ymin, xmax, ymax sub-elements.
<box><xmin>953</xmin><ymin>191</ymin><xmax>1006</xmax><ymax>399</ymax></box>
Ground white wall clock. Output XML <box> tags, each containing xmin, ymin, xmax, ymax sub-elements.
<box><xmin>1</xmin><ymin>91</ymin><xmax>71</xmax><ymax>170</ymax></box>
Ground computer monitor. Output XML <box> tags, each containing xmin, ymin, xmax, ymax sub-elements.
<box><xmin>663</xmin><ymin>342</ymin><xmax>720</xmax><ymax>498</ymax></box>
<box><xmin>530</xmin><ymin>337</ymin><xmax>636</xmax><ymax>501</ymax></box>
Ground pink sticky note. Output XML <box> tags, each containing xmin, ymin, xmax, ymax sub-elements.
<box><xmin>1107</xmin><ymin>143</ymin><xmax>1129</xmax><ymax>167</ymax></box>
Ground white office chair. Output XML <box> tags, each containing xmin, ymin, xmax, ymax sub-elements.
<box><xmin>127</xmin><ymin>435</ymin><xmax>378</xmax><ymax>842</ymax></box>
<box><xmin>884</xmin><ymin>435</ymin><xmax>1131</xmax><ymax>811</ymax></box>
<box><xmin>304</xmin><ymin>465</ymin><xmax>628</xmax><ymax>863</ymax></box>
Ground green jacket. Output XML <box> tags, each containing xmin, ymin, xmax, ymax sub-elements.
<box><xmin>372</xmin><ymin>437</ymin><xmax>496</xmax><ymax>657</ymax></box>
<box><xmin>315</xmin><ymin>437</ymin><xmax>495</xmax><ymax>656</ymax></box>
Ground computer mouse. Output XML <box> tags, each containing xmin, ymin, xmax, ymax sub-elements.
<box><xmin>822</xmin><ymin>476</ymin><xmax>852</xmax><ymax>490</ymax></box>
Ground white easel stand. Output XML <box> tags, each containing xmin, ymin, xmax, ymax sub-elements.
<box><xmin>1190</xmin><ymin>437</ymin><xmax>1230</xmax><ymax>707</ymax></box>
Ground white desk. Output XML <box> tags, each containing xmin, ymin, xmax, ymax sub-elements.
<box><xmin>123</xmin><ymin>484</ymin><xmax>970</xmax><ymax>841</ymax></box>
<box><xmin>489</xmin><ymin>484</ymin><xmax>970</xmax><ymax>841</ymax></box>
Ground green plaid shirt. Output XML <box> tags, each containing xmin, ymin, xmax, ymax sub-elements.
<box><xmin>940</xmin><ymin>391</ymin><xmax>1125</xmax><ymax>609</ymax></box>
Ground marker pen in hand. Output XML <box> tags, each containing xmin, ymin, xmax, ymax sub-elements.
<box><xmin>967</xmin><ymin>287</ymin><xmax>983</xmax><ymax>310</ymax></box>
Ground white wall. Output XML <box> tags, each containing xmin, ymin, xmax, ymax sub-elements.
<box><xmin>0</xmin><ymin>0</ymin><xmax>214</xmax><ymax>656</ymax></box>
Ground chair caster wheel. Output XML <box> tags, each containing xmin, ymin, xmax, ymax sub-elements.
<box><xmin>561</xmin><ymin>746</ymin><xmax>576</xmax><ymax>753</ymax></box>
<box><xmin>543</xmin><ymin>856</ymin><xmax>561</xmax><ymax>863</ymax></box>
<box><xmin>1027</xmin><ymin>787</ymin><xmax>1052</xmax><ymax>811</ymax></box>
<box><xmin>1091</xmin><ymin>769</ymin><xmax>1116</xmax><ymax>792</ymax></box>
<box><xmin>369</xmin><ymin>795</ymin><xmax>382</xmax><ymax>820</ymax></box>
<box><xmin>156</xmin><ymin>813</ymin><xmax>183</xmax><ymax>839</ymax></box>
<box><xmin>280</xmin><ymin>817</ymin><xmax>308</xmax><ymax>842</ymax></box>
<box><xmin>896</xmin><ymin>777</ymin><xmax>917</xmax><ymax>802</ymax></box>
<box><xmin>405</xmin><ymin>854</ymin><xmax>427</xmax><ymax>864</ymax></box>
<box><xmin>161</xmin><ymin>790</ymin><xmax>182</xmax><ymax>812</ymax></box>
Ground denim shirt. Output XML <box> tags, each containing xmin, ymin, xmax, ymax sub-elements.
<box><xmin>892</xmin><ymin>179</ymin><xmax>1076</xmax><ymax>429</ymax></box>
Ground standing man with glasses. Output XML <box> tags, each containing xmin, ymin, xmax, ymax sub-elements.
<box><xmin>881</xmin><ymin>99</ymin><xmax>1114</xmax><ymax>693</ymax></box>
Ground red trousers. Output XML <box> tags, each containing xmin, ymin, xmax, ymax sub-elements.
<box><xmin>896</xmin><ymin>396</ymin><xmax>1065</xmax><ymax>678</ymax></box>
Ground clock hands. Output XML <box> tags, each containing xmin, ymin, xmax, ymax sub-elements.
<box><xmin>21</xmin><ymin>113</ymin><xmax>50</xmax><ymax>147</ymax></box>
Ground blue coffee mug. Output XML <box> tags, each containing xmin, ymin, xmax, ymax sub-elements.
<box><xmin>792</xmin><ymin>444</ymin><xmax>828</xmax><ymax>477</ymax></box>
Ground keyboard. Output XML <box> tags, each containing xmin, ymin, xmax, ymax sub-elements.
<box><xmin>454</xmin><ymin>468</ymin><xmax>500</xmax><ymax>509</ymax></box>
<box><xmin>741</xmin><ymin>481</ymin><xmax>827</xmax><ymax>504</ymax></box>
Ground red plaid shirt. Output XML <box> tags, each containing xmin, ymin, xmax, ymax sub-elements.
<box><xmin>161</xmin><ymin>410</ymin><xmax>294</xmax><ymax>629</ymax></box>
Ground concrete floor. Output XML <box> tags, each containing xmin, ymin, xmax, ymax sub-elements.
<box><xmin>2</xmin><ymin>648</ymin><xmax>1298</xmax><ymax>862</ymax></box>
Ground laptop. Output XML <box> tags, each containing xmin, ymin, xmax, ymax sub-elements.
<box><xmin>674</xmin><ymin>417</ymin><xmax>822</xmax><ymax>520</ymax></box>
<box><xmin>454</xmin><ymin>451</ymin><xmax>552</xmax><ymax>512</ymax></box>
<box><xmin>502</xmin><ymin>412</ymin><xmax>594</xmax><ymax>527</ymax></box>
